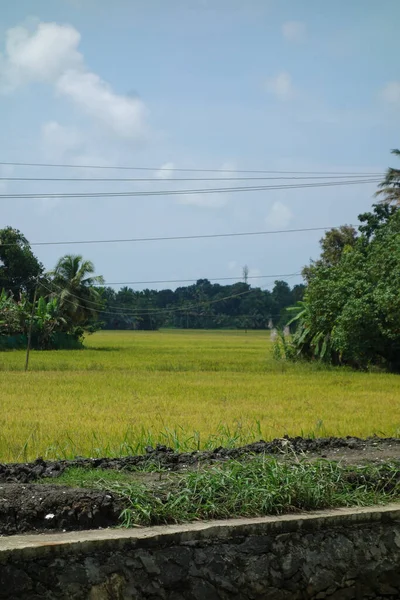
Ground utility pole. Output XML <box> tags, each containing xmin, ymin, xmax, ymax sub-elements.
<box><xmin>25</xmin><ymin>276</ymin><xmax>39</xmax><ymax>372</ymax></box>
<box><xmin>242</xmin><ymin>265</ymin><xmax>249</xmax><ymax>285</ymax></box>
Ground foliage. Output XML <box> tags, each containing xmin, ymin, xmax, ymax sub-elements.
<box><xmin>0</xmin><ymin>290</ymin><xmax>79</xmax><ymax>350</ymax></box>
<box><xmin>99</xmin><ymin>280</ymin><xmax>304</xmax><ymax>331</ymax></box>
<box><xmin>51</xmin><ymin>458</ymin><xmax>400</xmax><ymax>526</ymax></box>
<box><xmin>286</xmin><ymin>205</ymin><xmax>400</xmax><ymax>371</ymax></box>
<box><xmin>0</xmin><ymin>228</ymin><xmax>105</xmax><ymax>346</ymax></box>
<box><xmin>0</xmin><ymin>227</ymin><xmax>43</xmax><ymax>299</ymax></box>
<box><xmin>33</xmin><ymin>296</ymin><xmax>68</xmax><ymax>349</ymax></box>
<box><xmin>376</xmin><ymin>149</ymin><xmax>400</xmax><ymax>205</ymax></box>
<box><xmin>0</xmin><ymin>289</ymin><xmax>29</xmax><ymax>335</ymax></box>
<box><xmin>48</xmin><ymin>254</ymin><xmax>105</xmax><ymax>332</ymax></box>
<box><xmin>302</xmin><ymin>225</ymin><xmax>357</xmax><ymax>282</ymax></box>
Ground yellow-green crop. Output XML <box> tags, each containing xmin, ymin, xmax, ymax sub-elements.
<box><xmin>0</xmin><ymin>330</ymin><xmax>399</xmax><ymax>462</ymax></box>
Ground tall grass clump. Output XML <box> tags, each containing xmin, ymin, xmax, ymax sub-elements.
<box><xmin>107</xmin><ymin>457</ymin><xmax>400</xmax><ymax>526</ymax></box>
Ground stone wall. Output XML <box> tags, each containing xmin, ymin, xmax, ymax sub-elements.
<box><xmin>1</xmin><ymin>504</ymin><xmax>400</xmax><ymax>599</ymax></box>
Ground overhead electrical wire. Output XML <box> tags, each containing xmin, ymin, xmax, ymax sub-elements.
<box><xmin>0</xmin><ymin>178</ymin><xmax>381</xmax><ymax>200</ymax></box>
<box><xmin>42</xmin><ymin>273</ymin><xmax>301</xmax><ymax>317</ymax></box>
<box><xmin>41</xmin><ymin>281</ymin><xmax>285</xmax><ymax>321</ymax></box>
<box><xmin>44</xmin><ymin>274</ymin><xmax>302</xmax><ymax>316</ymax></box>
<box><xmin>0</xmin><ymin>160</ymin><xmax>384</xmax><ymax>176</ymax></box>
<box><xmin>0</xmin><ymin>225</ymin><xmax>345</xmax><ymax>247</ymax></box>
<box><xmin>0</xmin><ymin>174</ymin><xmax>382</xmax><ymax>182</ymax></box>
<box><xmin>41</xmin><ymin>281</ymin><xmax>257</xmax><ymax>318</ymax></box>
<box><xmin>94</xmin><ymin>273</ymin><xmax>302</xmax><ymax>287</ymax></box>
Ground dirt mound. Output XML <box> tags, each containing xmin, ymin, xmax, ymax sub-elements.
<box><xmin>1</xmin><ymin>436</ymin><xmax>400</xmax><ymax>484</ymax></box>
<box><xmin>0</xmin><ymin>484</ymin><xmax>122</xmax><ymax>535</ymax></box>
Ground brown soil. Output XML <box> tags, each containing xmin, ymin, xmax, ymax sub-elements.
<box><xmin>0</xmin><ymin>484</ymin><xmax>122</xmax><ymax>535</ymax></box>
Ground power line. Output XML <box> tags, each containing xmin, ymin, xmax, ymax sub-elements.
<box><xmin>43</xmin><ymin>274</ymin><xmax>301</xmax><ymax>317</ymax></box>
<box><xmin>97</xmin><ymin>273</ymin><xmax>302</xmax><ymax>287</ymax></box>
<box><xmin>1</xmin><ymin>225</ymin><xmax>343</xmax><ymax>247</ymax></box>
<box><xmin>40</xmin><ymin>280</ymin><xmax>286</xmax><ymax>322</ymax></box>
<box><xmin>0</xmin><ymin>178</ymin><xmax>381</xmax><ymax>200</ymax></box>
<box><xmin>0</xmin><ymin>160</ymin><xmax>384</xmax><ymax>176</ymax></box>
<box><xmin>42</xmin><ymin>281</ymin><xmax>255</xmax><ymax>317</ymax></box>
<box><xmin>46</xmin><ymin>275</ymin><xmax>300</xmax><ymax>316</ymax></box>
<box><xmin>0</xmin><ymin>174</ymin><xmax>383</xmax><ymax>182</ymax></box>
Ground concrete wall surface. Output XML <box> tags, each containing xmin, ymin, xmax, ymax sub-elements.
<box><xmin>1</xmin><ymin>504</ymin><xmax>400</xmax><ymax>599</ymax></box>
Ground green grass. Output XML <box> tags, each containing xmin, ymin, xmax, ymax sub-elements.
<box><xmin>48</xmin><ymin>466</ymin><xmax>141</xmax><ymax>487</ymax></box>
<box><xmin>49</xmin><ymin>458</ymin><xmax>400</xmax><ymax>527</ymax></box>
<box><xmin>0</xmin><ymin>329</ymin><xmax>400</xmax><ymax>462</ymax></box>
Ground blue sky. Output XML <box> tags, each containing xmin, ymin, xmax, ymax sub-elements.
<box><xmin>1</xmin><ymin>0</ymin><xmax>399</xmax><ymax>290</ymax></box>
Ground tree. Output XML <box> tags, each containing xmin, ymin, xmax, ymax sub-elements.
<box><xmin>376</xmin><ymin>149</ymin><xmax>400</xmax><ymax>205</ymax></box>
<box><xmin>271</xmin><ymin>280</ymin><xmax>292</xmax><ymax>311</ymax></box>
<box><xmin>303</xmin><ymin>226</ymin><xmax>357</xmax><ymax>282</ymax></box>
<box><xmin>287</xmin><ymin>204</ymin><xmax>400</xmax><ymax>371</ymax></box>
<box><xmin>291</xmin><ymin>284</ymin><xmax>306</xmax><ymax>303</ymax></box>
<box><xmin>49</xmin><ymin>254</ymin><xmax>104</xmax><ymax>329</ymax></box>
<box><xmin>99</xmin><ymin>277</ymin><xmax>301</xmax><ymax>331</ymax></box>
<box><xmin>0</xmin><ymin>227</ymin><xmax>43</xmax><ymax>299</ymax></box>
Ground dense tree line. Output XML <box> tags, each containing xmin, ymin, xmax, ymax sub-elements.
<box><xmin>0</xmin><ymin>227</ymin><xmax>304</xmax><ymax>349</ymax></box>
<box><xmin>98</xmin><ymin>280</ymin><xmax>305</xmax><ymax>331</ymax></box>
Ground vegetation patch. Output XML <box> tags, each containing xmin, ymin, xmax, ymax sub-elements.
<box><xmin>1</xmin><ymin>440</ymin><xmax>399</xmax><ymax>535</ymax></box>
<box><xmin>45</xmin><ymin>457</ymin><xmax>400</xmax><ymax>528</ymax></box>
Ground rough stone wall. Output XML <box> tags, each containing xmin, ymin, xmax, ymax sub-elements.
<box><xmin>1</xmin><ymin>507</ymin><xmax>400</xmax><ymax>599</ymax></box>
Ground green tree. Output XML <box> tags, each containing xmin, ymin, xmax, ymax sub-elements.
<box><xmin>271</xmin><ymin>280</ymin><xmax>292</xmax><ymax>312</ymax></box>
<box><xmin>287</xmin><ymin>204</ymin><xmax>400</xmax><ymax>371</ymax></box>
<box><xmin>303</xmin><ymin>225</ymin><xmax>357</xmax><ymax>282</ymax></box>
<box><xmin>0</xmin><ymin>227</ymin><xmax>43</xmax><ymax>299</ymax></box>
<box><xmin>376</xmin><ymin>149</ymin><xmax>400</xmax><ymax>205</ymax></box>
<box><xmin>49</xmin><ymin>254</ymin><xmax>104</xmax><ymax>329</ymax></box>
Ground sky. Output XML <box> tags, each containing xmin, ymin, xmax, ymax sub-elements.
<box><xmin>1</xmin><ymin>0</ymin><xmax>399</xmax><ymax>291</ymax></box>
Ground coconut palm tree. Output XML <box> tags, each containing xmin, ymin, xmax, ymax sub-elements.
<box><xmin>376</xmin><ymin>149</ymin><xmax>400</xmax><ymax>205</ymax></box>
<box><xmin>48</xmin><ymin>254</ymin><xmax>104</xmax><ymax>328</ymax></box>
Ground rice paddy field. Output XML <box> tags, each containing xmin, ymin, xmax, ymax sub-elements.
<box><xmin>0</xmin><ymin>329</ymin><xmax>400</xmax><ymax>463</ymax></box>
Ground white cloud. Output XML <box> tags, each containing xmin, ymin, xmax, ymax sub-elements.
<box><xmin>381</xmin><ymin>81</ymin><xmax>400</xmax><ymax>105</ymax></box>
<box><xmin>0</xmin><ymin>23</ymin><xmax>82</xmax><ymax>90</ymax></box>
<box><xmin>282</xmin><ymin>21</ymin><xmax>307</xmax><ymax>43</ymax></box>
<box><xmin>265</xmin><ymin>72</ymin><xmax>294</xmax><ymax>101</ymax></box>
<box><xmin>0</xmin><ymin>21</ymin><xmax>148</xmax><ymax>139</ymax></box>
<box><xmin>265</xmin><ymin>201</ymin><xmax>294</xmax><ymax>228</ymax></box>
<box><xmin>155</xmin><ymin>162</ymin><xmax>175</xmax><ymax>179</ymax></box>
<box><xmin>177</xmin><ymin>192</ymin><xmax>228</xmax><ymax>208</ymax></box>
<box><xmin>41</xmin><ymin>121</ymin><xmax>83</xmax><ymax>158</ymax></box>
<box><xmin>56</xmin><ymin>70</ymin><xmax>147</xmax><ymax>139</ymax></box>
